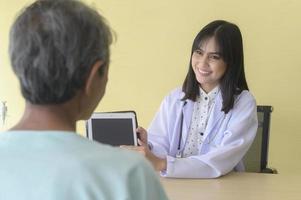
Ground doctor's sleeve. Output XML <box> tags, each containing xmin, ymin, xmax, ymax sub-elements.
<box><xmin>161</xmin><ymin>93</ymin><xmax>258</xmax><ymax>178</ymax></box>
<box><xmin>147</xmin><ymin>92</ymin><xmax>175</xmax><ymax>158</ymax></box>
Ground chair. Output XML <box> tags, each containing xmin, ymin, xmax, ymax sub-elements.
<box><xmin>243</xmin><ymin>105</ymin><xmax>277</xmax><ymax>173</ymax></box>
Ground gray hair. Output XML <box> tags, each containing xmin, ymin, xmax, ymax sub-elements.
<box><xmin>9</xmin><ymin>0</ymin><xmax>113</xmax><ymax>104</ymax></box>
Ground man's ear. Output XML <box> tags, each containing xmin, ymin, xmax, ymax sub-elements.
<box><xmin>84</xmin><ymin>60</ymin><xmax>104</xmax><ymax>95</ymax></box>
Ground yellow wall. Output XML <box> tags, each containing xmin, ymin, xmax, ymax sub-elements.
<box><xmin>1</xmin><ymin>0</ymin><xmax>300</xmax><ymax>174</ymax></box>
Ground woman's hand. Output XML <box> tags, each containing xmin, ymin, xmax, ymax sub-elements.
<box><xmin>120</xmin><ymin>126</ymin><xmax>167</xmax><ymax>171</ymax></box>
<box><xmin>136</xmin><ymin>126</ymin><xmax>148</xmax><ymax>146</ymax></box>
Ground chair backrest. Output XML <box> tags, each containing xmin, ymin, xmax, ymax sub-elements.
<box><xmin>243</xmin><ymin>105</ymin><xmax>273</xmax><ymax>173</ymax></box>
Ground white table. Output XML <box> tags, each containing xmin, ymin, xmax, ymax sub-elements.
<box><xmin>160</xmin><ymin>172</ymin><xmax>301</xmax><ymax>200</ymax></box>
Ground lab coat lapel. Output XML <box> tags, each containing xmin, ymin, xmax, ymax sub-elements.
<box><xmin>181</xmin><ymin>100</ymin><xmax>194</xmax><ymax>146</ymax></box>
<box><xmin>203</xmin><ymin>93</ymin><xmax>225</xmax><ymax>141</ymax></box>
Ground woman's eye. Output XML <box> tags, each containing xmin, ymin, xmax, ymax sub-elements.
<box><xmin>209</xmin><ymin>55</ymin><xmax>220</xmax><ymax>60</ymax></box>
<box><xmin>194</xmin><ymin>50</ymin><xmax>202</xmax><ymax>55</ymax></box>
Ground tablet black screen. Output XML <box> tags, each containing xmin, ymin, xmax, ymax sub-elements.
<box><xmin>91</xmin><ymin>118</ymin><xmax>135</xmax><ymax>146</ymax></box>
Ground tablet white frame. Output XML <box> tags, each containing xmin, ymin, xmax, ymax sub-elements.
<box><xmin>87</xmin><ymin>112</ymin><xmax>138</xmax><ymax>146</ymax></box>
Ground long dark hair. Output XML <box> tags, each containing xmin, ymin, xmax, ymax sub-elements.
<box><xmin>182</xmin><ymin>20</ymin><xmax>249</xmax><ymax>114</ymax></box>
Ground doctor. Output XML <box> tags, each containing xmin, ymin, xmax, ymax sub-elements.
<box><xmin>126</xmin><ymin>20</ymin><xmax>258</xmax><ymax>178</ymax></box>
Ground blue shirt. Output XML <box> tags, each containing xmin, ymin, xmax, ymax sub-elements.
<box><xmin>0</xmin><ymin>131</ymin><xmax>168</xmax><ymax>200</ymax></box>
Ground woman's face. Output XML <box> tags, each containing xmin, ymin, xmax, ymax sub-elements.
<box><xmin>191</xmin><ymin>37</ymin><xmax>227</xmax><ymax>93</ymax></box>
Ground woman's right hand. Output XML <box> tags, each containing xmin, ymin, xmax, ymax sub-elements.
<box><xmin>121</xmin><ymin>126</ymin><xmax>167</xmax><ymax>171</ymax></box>
<box><xmin>136</xmin><ymin>126</ymin><xmax>148</xmax><ymax>146</ymax></box>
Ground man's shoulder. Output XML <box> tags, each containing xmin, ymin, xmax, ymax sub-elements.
<box><xmin>0</xmin><ymin>131</ymin><xmax>167</xmax><ymax>200</ymax></box>
<box><xmin>65</xmin><ymin>134</ymin><xmax>151</xmax><ymax>170</ymax></box>
<box><xmin>64</xmin><ymin>135</ymin><xmax>153</xmax><ymax>175</ymax></box>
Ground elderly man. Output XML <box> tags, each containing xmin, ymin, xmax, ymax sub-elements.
<box><xmin>0</xmin><ymin>0</ymin><xmax>168</xmax><ymax>199</ymax></box>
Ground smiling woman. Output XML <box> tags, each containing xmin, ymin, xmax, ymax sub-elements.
<box><xmin>124</xmin><ymin>20</ymin><xmax>258</xmax><ymax>178</ymax></box>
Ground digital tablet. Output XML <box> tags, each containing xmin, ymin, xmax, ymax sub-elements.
<box><xmin>86</xmin><ymin>111</ymin><xmax>138</xmax><ymax>146</ymax></box>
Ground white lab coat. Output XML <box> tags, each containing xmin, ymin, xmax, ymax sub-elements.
<box><xmin>148</xmin><ymin>88</ymin><xmax>258</xmax><ymax>178</ymax></box>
